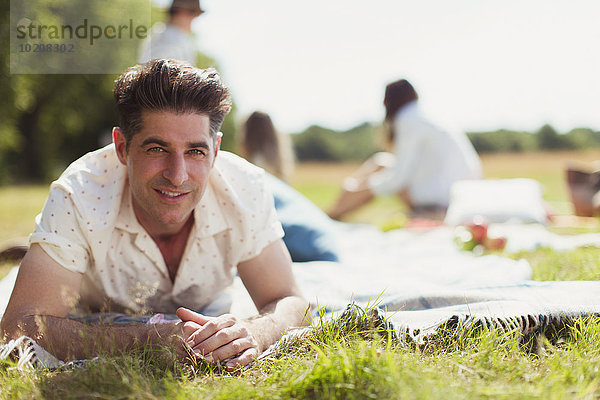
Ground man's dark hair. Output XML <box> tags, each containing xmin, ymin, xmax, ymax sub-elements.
<box><xmin>113</xmin><ymin>59</ymin><xmax>231</xmax><ymax>146</ymax></box>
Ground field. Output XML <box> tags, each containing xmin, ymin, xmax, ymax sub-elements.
<box><xmin>1</xmin><ymin>150</ymin><xmax>600</xmax><ymax>399</ymax></box>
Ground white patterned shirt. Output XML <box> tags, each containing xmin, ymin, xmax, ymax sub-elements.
<box><xmin>30</xmin><ymin>145</ymin><xmax>283</xmax><ymax>315</ymax></box>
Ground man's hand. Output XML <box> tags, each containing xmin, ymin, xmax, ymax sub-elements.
<box><xmin>174</xmin><ymin>240</ymin><xmax>309</xmax><ymax>369</ymax></box>
<box><xmin>176</xmin><ymin>307</ymin><xmax>260</xmax><ymax>369</ymax></box>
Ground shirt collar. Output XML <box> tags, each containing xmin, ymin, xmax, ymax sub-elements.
<box><xmin>115</xmin><ymin>184</ymin><xmax>144</xmax><ymax>235</ymax></box>
<box><xmin>192</xmin><ymin>179</ymin><xmax>230</xmax><ymax>239</ymax></box>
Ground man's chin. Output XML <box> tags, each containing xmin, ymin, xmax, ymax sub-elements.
<box><xmin>157</xmin><ymin>210</ymin><xmax>194</xmax><ymax>228</ymax></box>
<box><xmin>157</xmin><ymin>215</ymin><xmax>189</xmax><ymax>227</ymax></box>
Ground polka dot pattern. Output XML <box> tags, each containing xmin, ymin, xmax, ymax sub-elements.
<box><xmin>30</xmin><ymin>146</ymin><xmax>283</xmax><ymax>314</ymax></box>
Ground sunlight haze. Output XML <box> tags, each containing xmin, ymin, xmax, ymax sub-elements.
<box><xmin>180</xmin><ymin>0</ymin><xmax>600</xmax><ymax>134</ymax></box>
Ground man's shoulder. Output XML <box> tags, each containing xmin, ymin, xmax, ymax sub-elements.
<box><xmin>200</xmin><ymin>152</ymin><xmax>281</xmax><ymax>250</ymax></box>
<box><xmin>51</xmin><ymin>144</ymin><xmax>126</xmax><ymax>226</ymax></box>
<box><xmin>209</xmin><ymin>151</ymin><xmax>270</xmax><ymax>205</ymax></box>
<box><xmin>55</xmin><ymin>144</ymin><xmax>125</xmax><ymax>188</ymax></box>
<box><xmin>214</xmin><ymin>151</ymin><xmax>266</xmax><ymax>182</ymax></box>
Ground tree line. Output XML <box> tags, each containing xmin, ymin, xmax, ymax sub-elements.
<box><xmin>291</xmin><ymin>123</ymin><xmax>600</xmax><ymax>162</ymax></box>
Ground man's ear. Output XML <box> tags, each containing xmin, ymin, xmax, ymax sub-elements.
<box><xmin>113</xmin><ymin>127</ymin><xmax>128</xmax><ymax>166</ymax></box>
<box><xmin>211</xmin><ymin>133</ymin><xmax>222</xmax><ymax>167</ymax></box>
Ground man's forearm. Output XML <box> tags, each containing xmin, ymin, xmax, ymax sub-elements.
<box><xmin>10</xmin><ymin>315</ymin><xmax>185</xmax><ymax>361</ymax></box>
<box><xmin>245</xmin><ymin>295</ymin><xmax>309</xmax><ymax>352</ymax></box>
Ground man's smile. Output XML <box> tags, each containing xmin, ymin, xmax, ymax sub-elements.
<box><xmin>154</xmin><ymin>188</ymin><xmax>191</xmax><ymax>201</ymax></box>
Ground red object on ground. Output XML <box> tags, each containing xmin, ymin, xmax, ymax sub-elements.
<box><xmin>484</xmin><ymin>236</ymin><xmax>507</xmax><ymax>251</ymax></box>
<box><xmin>467</xmin><ymin>222</ymin><xmax>488</xmax><ymax>243</ymax></box>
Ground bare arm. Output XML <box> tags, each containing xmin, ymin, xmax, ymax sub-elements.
<box><xmin>179</xmin><ymin>239</ymin><xmax>309</xmax><ymax>368</ymax></box>
<box><xmin>238</xmin><ymin>239</ymin><xmax>309</xmax><ymax>348</ymax></box>
<box><xmin>0</xmin><ymin>244</ymin><xmax>188</xmax><ymax>361</ymax></box>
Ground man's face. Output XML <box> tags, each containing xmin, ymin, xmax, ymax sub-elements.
<box><xmin>114</xmin><ymin>111</ymin><xmax>220</xmax><ymax>236</ymax></box>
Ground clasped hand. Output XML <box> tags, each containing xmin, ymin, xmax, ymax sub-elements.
<box><xmin>175</xmin><ymin>307</ymin><xmax>260</xmax><ymax>368</ymax></box>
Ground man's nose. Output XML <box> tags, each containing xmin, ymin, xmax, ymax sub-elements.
<box><xmin>163</xmin><ymin>153</ymin><xmax>189</xmax><ymax>186</ymax></box>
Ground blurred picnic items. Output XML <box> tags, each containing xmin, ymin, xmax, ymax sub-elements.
<box><xmin>566</xmin><ymin>160</ymin><xmax>600</xmax><ymax>217</ymax></box>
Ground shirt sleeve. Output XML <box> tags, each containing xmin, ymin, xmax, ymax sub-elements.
<box><xmin>29</xmin><ymin>187</ymin><xmax>91</xmax><ymax>274</ymax></box>
<box><xmin>239</xmin><ymin>171</ymin><xmax>285</xmax><ymax>262</ymax></box>
<box><xmin>368</xmin><ymin>113</ymin><xmax>423</xmax><ymax>195</ymax></box>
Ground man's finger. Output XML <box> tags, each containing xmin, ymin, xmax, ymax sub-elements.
<box><xmin>176</xmin><ymin>307</ymin><xmax>211</xmax><ymax>325</ymax></box>
<box><xmin>208</xmin><ymin>336</ymin><xmax>257</xmax><ymax>362</ymax></box>
<box><xmin>181</xmin><ymin>320</ymin><xmax>202</xmax><ymax>338</ymax></box>
<box><xmin>226</xmin><ymin>347</ymin><xmax>260</xmax><ymax>369</ymax></box>
<box><xmin>187</xmin><ymin>317</ymin><xmax>236</xmax><ymax>351</ymax></box>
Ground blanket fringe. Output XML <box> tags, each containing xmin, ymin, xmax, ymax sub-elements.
<box><xmin>397</xmin><ymin>311</ymin><xmax>600</xmax><ymax>347</ymax></box>
<box><xmin>0</xmin><ymin>336</ymin><xmax>63</xmax><ymax>370</ymax></box>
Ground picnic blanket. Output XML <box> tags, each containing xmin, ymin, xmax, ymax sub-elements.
<box><xmin>230</xmin><ymin>222</ymin><xmax>600</xmax><ymax>316</ymax></box>
<box><xmin>2</xmin><ymin>222</ymin><xmax>600</xmax><ymax>368</ymax></box>
<box><xmin>231</xmin><ymin>222</ymin><xmax>600</xmax><ymax>346</ymax></box>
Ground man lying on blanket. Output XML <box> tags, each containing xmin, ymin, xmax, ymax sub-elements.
<box><xmin>0</xmin><ymin>59</ymin><xmax>308</xmax><ymax>368</ymax></box>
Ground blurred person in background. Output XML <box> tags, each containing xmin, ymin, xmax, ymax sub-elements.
<box><xmin>238</xmin><ymin>111</ymin><xmax>295</xmax><ymax>182</ymax></box>
<box><xmin>328</xmin><ymin>79</ymin><xmax>482</xmax><ymax>220</ymax></box>
<box><xmin>138</xmin><ymin>0</ymin><xmax>204</xmax><ymax>64</ymax></box>
<box><xmin>237</xmin><ymin>111</ymin><xmax>339</xmax><ymax>262</ymax></box>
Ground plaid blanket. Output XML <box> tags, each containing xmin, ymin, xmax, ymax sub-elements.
<box><xmin>382</xmin><ymin>280</ymin><xmax>600</xmax><ymax>343</ymax></box>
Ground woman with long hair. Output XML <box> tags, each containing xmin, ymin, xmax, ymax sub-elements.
<box><xmin>238</xmin><ymin>111</ymin><xmax>295</xmax><ymax>182</ymax></box>
<box><xmin>328</xmin><ymin>79</ymin><xmax>482</xmax><ymax>220</ymax></box>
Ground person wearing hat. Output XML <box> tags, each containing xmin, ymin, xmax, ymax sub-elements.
<box><xmin>138</xmin><ymin>0</ymin><xmax>205</xmax><ymax>65</ymax></box>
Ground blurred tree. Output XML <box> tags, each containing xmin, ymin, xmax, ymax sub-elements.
<box><xmin>537</xmin><ymin>124</ymin><xmax>564</xmax><ymax>150</ymax></box>
<box><xmin>0</xmin><ymin>0</ymin><xmax>19</xmax><ymax>184</ymax></box>
<box><xmin>292</xmin><ymin>125</ymin><xmax>339</xmax><ymax>161</ymax></box>
<box><xmin>563</xmin><ymin>128</ymin><xmax>600</xmax><ymax>149</ymax></box>
<box><xmin>0</xmin><ymin>0</ymin><xmax>138</xmax><ymax>182</ymax></box>
<box><xmin>285</xmin><ymin>121</ymin><xmax>600</xmax><ymax>161</ymax></box>
<box><xmin>0</xmin><ymin>0</ymin><xmax>235</xmax><ymax>184</ymax></box>
<box><xmin>467</xmin><ymin>129</ymin><xmax>536</xmax><ymax>153</ymax></box>
<box><xmin>292</xmin><ymin>122</ymin><xmax>379</xmax><ymax>162</ymax></box>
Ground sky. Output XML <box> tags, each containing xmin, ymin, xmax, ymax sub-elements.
<box><xmin>164</xmin><ymin>0</ymin><xmax>600</xmax><ymax>134</ymax></box>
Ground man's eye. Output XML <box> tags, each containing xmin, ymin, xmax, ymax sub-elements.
<box><xmin>189</xmin><ymin>149</ymin><xmax>207</xmax><ymax>156</ymax></box>
<box><xmin>147</xmin><ymin>147</ymin><xmax>165</xmax><ymax>153</ymax></box>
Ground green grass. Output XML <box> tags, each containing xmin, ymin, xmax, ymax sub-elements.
<box><xmin>3</xmin><ymin>312</ymin><xmax>600</xmax><ymax>399</ymax></box>
<box><xmin>0</xmin><ymin>185</ymin><xmax>49</xmax><ymax>278</ymax></box>
<box><xmin>0</xmin><ymin>185</ymin><xmax>48</xmax><ymax>244</ymax></box>
<box><xmin>2</xmin><ymin>152</ymin><xmax>600</xmax><ymax>399</ymax></box>
<box><xmin>512</xmin><ymin>247</ymin><xmax>600</xmax><ymax>281</ymax></box>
